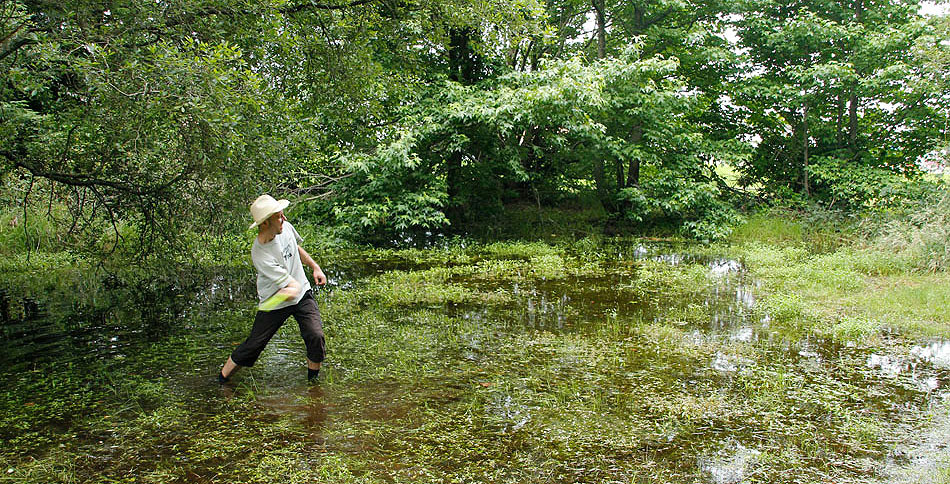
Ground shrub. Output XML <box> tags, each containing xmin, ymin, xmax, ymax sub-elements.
<box><xmin>618</xmin><ymin>173</ymin><xmax>742</xmax><ymax>241</ymax></box>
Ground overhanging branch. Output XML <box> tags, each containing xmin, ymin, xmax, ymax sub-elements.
<box><xmin>280</xmin><ymin>0</ymin><xmax>379</xmax><ymax>14</ymax></box>
<box><xmin>166</xmin><ymin>0</ymin><xmax>380</xmax><ymax>27</ymax></box>
<box><xmin>11</xmin><ymin>157</ymin><xmax>189</xmax><ymax>198</ymax></box>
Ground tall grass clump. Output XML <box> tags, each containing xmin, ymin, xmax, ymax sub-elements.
<box><xmin>876</xmin><ymin>189</ymin><xmax>950</xmax><ymax>272</ymax></box>
<box><xmin>729</xmin><ymin>206</ymin><xmax>856</xmax><ymax>253</ymax></box>
<box><xmin>728</xmin><ymin>212</ymin><xmax>804</xmax><ymax>246</ymax></box>
<box><xmin>0</xmin><ymin>208</ymin><xmax>69</xmax><ymax>255</ymax></box>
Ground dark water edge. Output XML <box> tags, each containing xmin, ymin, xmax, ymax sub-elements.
<box><xmin>0</xmin><ymin>265</ymin><xmax>255</xmax><ymax>371</ymax></box>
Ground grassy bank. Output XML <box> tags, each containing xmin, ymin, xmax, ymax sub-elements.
<box><xmin>728</xmin><ymin>208</ymin><xmax>950</xmax><ymax>342</ymax></box>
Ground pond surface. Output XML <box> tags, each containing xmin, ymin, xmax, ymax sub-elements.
<box><xmin>1</xmin><ymin>241</ymin><xmax>948</xmax><ymax>483</ymax></box>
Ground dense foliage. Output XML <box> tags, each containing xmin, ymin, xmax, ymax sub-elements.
<box><xmin>1</xmin><ymin>0</ymin><xmax>948</xmax><ymax>251</ymax></box>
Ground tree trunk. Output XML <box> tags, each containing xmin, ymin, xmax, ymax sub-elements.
<box><xmin>848</xmin><ymin>89</ymin><xmax>859</xmax><ymax>149</ymax></box>
<box><xmin>836</xmin><ymin>92</ymin><xmax>845</xmax><ymax>147</ymax></box>
<box><xmin>592</xmin><ymin>0</ymin><xmax>606</xmax><ymax>59</ymax></box>
<box><xmin>445</xmin><ymin>28</ymin><xmax>480</xmax><ymax>222</ymax></box>
<box><xmin>626</xmin><ymin>125</ymin><xmax>643</xmax><ymax>187</ymax></box>
<box><xmin>615</xmin><ymin>159</ymin><xmax>625</xmax><ymax>189</ymax></box>
<box><xmin>445</xmin><ymin>150</ymin><xmax>465</xmax><ymax>222</ymax></box>
<box><xmin>803</xmin><ymin>103</ymin><xmax>810</xmax><ymax>197</ymax></box>
<box><xmin>593</xmin><ymin>153</ymin><xmax>613</xmax><ymax>213</ymax></box>
<box><xmin>848</xmin><ymin>0</ymin><xmax>863</xmax><ymax>150</ymax></box>
<box><xmin>509</xmin><ymin>42</ymin><xmax>520</xmax><ymax>69</ymax></box>
<box><xmin>448</xmin><ymin>28</ymin><xmax>479</xmax><ymax>85</ymax></box>
<box><xmin>591</xmin><ymin>0</ymin><xmax>614</xmax><ymax>221</ymax></box>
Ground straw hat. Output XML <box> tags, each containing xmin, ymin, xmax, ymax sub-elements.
<box><xmin>249</xmin><ymin>194</ymin><xmax>290</xmax><ymax>230</ymax></box>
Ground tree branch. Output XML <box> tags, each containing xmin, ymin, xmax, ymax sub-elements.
<box><xmin>0</xmin><ymin>17</ymin><xmax>28</xmax><ymax>46</ymax></box>
<box><xmin>0</xmin><ymin>33</ymin><xmax>34</xmax><ymax>62</ymax></box>
<box><xmin>280</xmin><ymin>0</ymin><xmax>379</xmax><ymax>14</ymax></box>
<box><xmin>164</xmin><ymin>0</ymin><xmax>380</xmax><ymax>28</ymax></box>
<box><xmin>12</xmin><ymin>157</ymin><xmax>189</xmax><ymax>198</ymax></box>
<box><xmin>283</xmin><ymin>171</ymin><xmax>354</xmax><ymax>199</ymax></box>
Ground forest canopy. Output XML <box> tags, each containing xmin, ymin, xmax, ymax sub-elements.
<box><xmin>1</xmin><ymin>0</ymin><xmax>948</xmax><ymax>249</ymax></box>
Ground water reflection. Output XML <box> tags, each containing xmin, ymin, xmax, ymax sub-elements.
<box><xmin>487</xmin><ymin>392</ymin><xmax>531</xmax><ymax>432</ymax></box>
<box><xmin>730</xmin><ymin>327</ymin><xmax>755</xmax><ymax>343</ymax></box>
<box><xmin>912</xmin><ymin>341</ymin><xmax>950</xmax><ymax>368</ymax></box>
<box><xmin>6</xmin><ymin>242</ymin><xmax>950</xmax><ymax>483</ymax></box>
<box><xmin>304</xmin><ymin>385</ymin><xmax>329</xmax><ymax>430</ymax></box>
<box><xmin>699</xmin><ymin>441</ymin><xmax>761</xmax><ymax>484</ymax></box>
<box><xmin>0</xmin><ymin>265</ymin><xmax>255</xmax><ymax>369</ymax></box>
<box><xmin>710</xmin><ymin>352</ymin><xmax>753</xmax><ymax>373</ymax></box>
<box><xmin>866</xmin><ymin>342</ymin><xmax>950</xmax><ymax>394</ymax></box>
<box><xmin>708</xmin><ymin>259</ymin><xmax>742</xmax><ymax>278</ymax></box>
<box><xmin>460</xmin><ymin>251</ymin><xmax>761</xmax><ymax>339</ymax></box>
<box><xmin>867</xmin><ymin>353</ymin><xmax>908</xmax><ymax>378</ymax></box>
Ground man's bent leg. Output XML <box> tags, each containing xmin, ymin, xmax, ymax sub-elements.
<box><xmin>224</xmin><ymin>306</ymin><xmax>293</xmax><ymax>380</ymax></box>
<box><xmin>293</xmin><ymin>292</ymin><xmax>326</xmax><ymax>381</ymax></box>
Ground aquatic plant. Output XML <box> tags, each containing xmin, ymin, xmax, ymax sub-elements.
<box><xmin>2</xmin><ymin>234</ymin><xmax>948</xmax><ymax>483</ymax></box>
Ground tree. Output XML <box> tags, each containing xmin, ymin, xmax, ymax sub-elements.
<box><xmin>311</xmin><ymin>0</ymin><xmax>747</xmax><ymax>239</ymax></box>
<box><xmin>328</xmin><ymin>46</ymin><xmax>741</xmax><ymax>240</ymax></box>
<box><xmin>730</xmin><ymin>0</ymin><xmax>948</xmax><ymax>204</ymax></box>
<box><xmin>0</xmin><ymin>0</ymin><xmax>286</xmax><ymax>252</ymax></box>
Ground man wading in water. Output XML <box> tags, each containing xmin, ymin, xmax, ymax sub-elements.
<box><xmin>218</xmin><ymin>194</ymin><xmax>328</xmax><ymax>384</ymax></box>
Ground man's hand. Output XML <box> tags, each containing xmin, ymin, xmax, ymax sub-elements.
<box><xmin>260</xmin><ymin>278</ymin><xmax>301</xmax><ymax>311</ymax></box>
<box><xmin>312</xmin><ymin>265</ymin><xmax>327</xmax><ymax>286</ymax></box>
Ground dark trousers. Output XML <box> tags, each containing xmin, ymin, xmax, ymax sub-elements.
<box><xmin>230</xmin><ymin>290</ymin><xmax>326</xmax><ymax>367</ymax></box>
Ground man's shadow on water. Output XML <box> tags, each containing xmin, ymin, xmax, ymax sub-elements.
<box><xmin>304</xmin><ymin>384</ymin><xmax>328</xmax><ymax>430</ymax></box>
<box><xmin>214</xmin><ymin>376</ymin><xmax>330</xmax><ymax>438</ymax></box>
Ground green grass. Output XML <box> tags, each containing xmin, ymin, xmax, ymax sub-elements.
<box><xmin>729</xmin><ymin>208</ymin><xmax>858</xmax><ymax>254</ymax></box>
<box><xmin>732</xmin><ymin>219</ymin><xmax>950</xmax><ymax>342</ymax></box>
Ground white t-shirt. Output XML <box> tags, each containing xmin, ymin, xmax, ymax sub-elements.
<box><xmin>251</xmin><ymin>221</ymin><xmax>312</xmax><ymax>310</ymax></box>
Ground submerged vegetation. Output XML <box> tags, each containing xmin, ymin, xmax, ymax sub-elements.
<box><xmin>2</xmin><ymin>207</ymin><xmax>950</xmax><ymax>482</ymax></box>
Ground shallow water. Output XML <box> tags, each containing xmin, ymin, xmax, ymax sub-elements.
<box><xmin>2</xmin><ymin>242</ymin><xmax>949</xmax><ymax>483</ymax></box>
